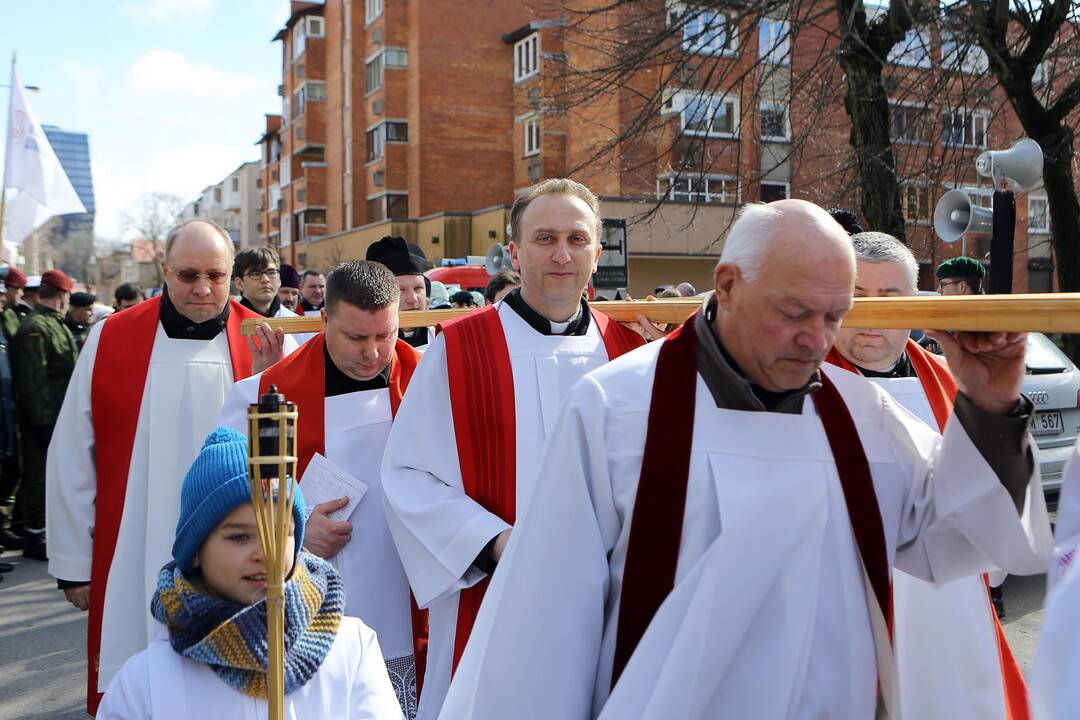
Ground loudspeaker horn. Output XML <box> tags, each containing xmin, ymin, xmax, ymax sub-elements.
<box><xmin>933</xmin><ymin>189</ymin><xmax>994</xmax><ymax>244</ymax></box>
<box><xmin>975</xmin><ymin>138</ymin><xmax>1044</xmax><ymax>191</ymax></box>
<box><xmin>485</xmin><ymin>243</ymin><xmax>513</xmax><ymax>276</ymax></box>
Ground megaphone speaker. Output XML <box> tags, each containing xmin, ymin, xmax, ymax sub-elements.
<box><xmin>975</xmin><ymin>138</ymin><xmax>1044</xmax><ymax>191</ymax></box>
<box><xmin>485</xmin><ymin>243</ymin><xmax>513</xmax><ymax>276</ymax></box>
<box><xmin>933</xmin><ymin>189</ymin><xmax>994</xmax><ymax>244</ymax></box>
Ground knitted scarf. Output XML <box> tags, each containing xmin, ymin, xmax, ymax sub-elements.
<box><xmin>151</xmin><ymin>552</ymin><xmax>344</xmax><ymax>699</ymax></box>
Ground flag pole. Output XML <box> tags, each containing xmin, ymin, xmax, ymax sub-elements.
<box><xmin>0</xmin><ymin>54</ymin><xmax>15</xmax><ymax>261</ymax></box>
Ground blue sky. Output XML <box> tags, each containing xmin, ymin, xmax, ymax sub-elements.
<box><xmin>0</xmin><ymin>0</ymin><xmax>296</xmax><ymax>239</ymax></box>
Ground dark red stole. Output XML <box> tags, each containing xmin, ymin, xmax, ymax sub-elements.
<box><xmin>611</xmin><ymin>315</ymin><xmax>889</xmax><ymax>691</ymax></box>
<box><xmin>257</xmin><ymin>333</ymin><xmax>427</xmax><ymax>693</ymax></box>
<box><xmin>439</xmin><ymin>304</ymin><xmax>644</xmax><ymax>673</ymax></box>
<box><xmin>826</xmin><ymin>339</ymin><xmax>1029</xmax><ymax>719</ymax></box>
<box><xmin>86</xmin><ymin>296</ymin><xmax>256</xmax><ymax>716</ymax></box>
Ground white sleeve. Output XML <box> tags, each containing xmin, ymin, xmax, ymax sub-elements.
<box><xmin>46</xmin><ymin>320</ymin><xmax>103</xmax><ymax>583</ymax></box>
<box><xmin>215</xmin><ymin>373</ymin><xmax>262</xmax><ymax>435</ymax></box>
<box><xmin>884</xmin><ymin>390</ymin><xmax>1052</xmax><ymax>583</ymax></box>
<box><xmin>439</xmin><ymin>375</ymin><xmax>613</xmax><ymax>720</ymax></box>
<box><xmin>381</xmin><ymin>334</ymin><xmax>510</xmax><ymax>608</ymax></box>
<box><xmin>97</xmin><ymin>649</ymin><xmax>153</xmax><ymax>719</ymax></box>
<box><xmin>348</xmin><ymin>619</ymin><xmax>406</xmax><ymax>720</ymax></box>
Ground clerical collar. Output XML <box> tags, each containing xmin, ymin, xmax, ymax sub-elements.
<box><xmin>502</xmin><ymin>288</ymin><xmax>590</xmax><ymax>336</ymax></box>
<box><xmin>401</xmin><ymin>326</ymin><xmax>429</xmax><ymax>348</ymax></box>
<box><xmin>323</xmin><ymin>343</ymin><xmax>391</xmax><ymax>397</ymax></box>
<box><xmin>694</xmin><ymin>295</ymin><xmax>820</xmax><ymax>414</ymax></box>
<box><xmin>299</xmin><ymin>297</ymin><xmax>323</xmax><ymax>313</ymax></box>
<box><xmin>239</xmin><ymin>294</ymin><xmax>281</xmax><ymax>318</ymax></box>
<box><xmin>852</xmin><ymin>352</ymin><xmax>917</xmax><ymax>380</ymax></box>
<box><xmin>158</xmin><ymin>287</ymin><xmax>229</xmax><ymax>340</ymax></box>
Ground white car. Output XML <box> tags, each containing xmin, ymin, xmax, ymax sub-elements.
<box><xmin>1023</xmin><ymin>332</ymin><xmax>1080</xmax><ymax>495</ymax></box>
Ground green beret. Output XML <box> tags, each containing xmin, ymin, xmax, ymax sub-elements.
<box><xmin>936</xmin><ymin>256</ymin><xmax>986</xmax><ymax>280</ymax></box>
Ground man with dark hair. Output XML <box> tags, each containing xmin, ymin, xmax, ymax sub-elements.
<box><xmin>450</xmin><ymin>290</ymin><xmax>479</xmax><ymax>309</ymax></box>
<box><xmin>12</xmin><ymin>270</ymin><xmax>77</xmax><ymax>561</ymax></box>
<box><xmin>299</xmin><ymin>269</ymin><xmax>327</xmax><ymax>314</ymax></box>
<box><xmin>113</xmin><ymin>282</ymin><xmax>145</xmax><ymax>311</ymax></box>
<box><xmin>218</xmin><ymin>260</ymin><xmax>425</xmax><ymax>718</ymax></box>
<box><xmin>827</xmin><ymin>207</ymin><xmax>864</xmax><ymax>236</ymax></box>
<box><xmin>279</xmin><ymin>263</ymin><xmax>302</xmax><ymax>311</ymax></box>
<box><xmin>66</xmin><ymin>292</ymin><xmax>96</xmax><ymax>350</ymax></box>
<box><xmin>367</xmin><ymin>236</ymin><xmax>432</xmax><ymax>349</ymax></box>
<box><xmin>45</xmin><ymin>219</ymin><xmax>296</xmax><ymax>714</ymax></box>
<box><xmin>232</xmin><ymin>246</ymin><xmax>295</xmax><ymax>319</ymax></box>
<box><xmin>484</xmin><ymin>269</ymin><xmax>520</xmax><ymax>305</ymax></box>
<box><xmin>382</xmin><ymin>177</ymin><xmax>646</xmax><ymax>718</ymax></box>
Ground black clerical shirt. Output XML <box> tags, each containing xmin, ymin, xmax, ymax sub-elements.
<box><xmin>158</xmin><ymin>288</ymin><xmax>228</xmax><ymax>340</ymax></box>
<box><xmin>323</xmin><ymin>344</ymin><xmax>391</xmax><ymax>398</ymax></box>
<box><xmin>501</xmin><ymin>288</ymin><xmax>590</xmax><ymax>336</ymax></box>
<box><xmin>239</xmin><ymin>294</ymin><xmax>282</xmax><ymax>318</ymax></box>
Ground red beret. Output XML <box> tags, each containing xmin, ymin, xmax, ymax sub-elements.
<box><xmin>41</xmin><ymin>269</ymin><xmax>74</xmax><ymax>293</ymax></box>
<box><xmin>4</xmin><ymin>268</ymin><xmax>26</xmax><ymax>289</ymax></box>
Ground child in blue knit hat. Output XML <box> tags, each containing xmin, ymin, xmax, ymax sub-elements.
<box><xmin>98</xmin><ymin>427</ymin><xmax>403</xmax><ymax>719</ymax></box>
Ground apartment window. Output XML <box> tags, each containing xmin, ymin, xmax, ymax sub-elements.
<box><xmin>307</xmin><ymin>16</ymin><xmax>324</xmax><ymax>37</ymax></box>
<box><xmin>214</xmin><ymin>188</ymin><xmax>222</xmax><ymax>203</ymax></box>
<box><xmin>365</xmin><ymin>0</ymin><xmax>383</xmax><ymax>24</ymax></box>
<box><xmin>372</xmin><ymin>169</ymin><xmax>385</xmax><ymax>186</ymax></box>
<box><xmin>231</xmin><ymin>177</ymin><xmax>240</xmax><ymax>192</ymax></box>
<box><xmin>758</xmin><ymin>17</ymin><xmax>790</xmax><ymax>65</ymax></box>
<box><xmin>678</xmin><ymin>6</ymin><xmax>737</xmax><ymax>56</ymax></box>
<box><xmin>366</xmin><ymin>121</ymin><xmax>407</xmax><ymax>162</ymax></box>
<box><xmin>256</xmin><ymin>177</ymin><xmax>263</xmax><ymax>189</ymax></box>
<box><xmin>1029</xmin><ymin>196</ymin><xmax>1050</xmax><ymax>233</ymax></box>
<box><xmin>306</xmin><ymin>208</ymin><xmax>327</xmax><ymax>226</ymax></box>
<box><xmin>760</xmin><ymin>181</ymin><xmax>789</xmax><ymax>203</ymax></box>
<box><xmin>367</xmin><ymin>125</ymin><xmax>384</xmax><ymax>162</ymax></box>
<box><xmin>902</xmin><ymin>184</ymin><xmax>932</xmax><ymax>224</ymax></box>
<box><xmin>682</xmin><ymin>93</ymin><xmax>739</xmax><ymax>138</ymax></box>
<box><xmin>941</xmin><ymin>31</ymin><xmax>989</xmax><ymax>74</ymax></box>
<box><xmin>297</xmin><ymin>188</ymin><xmax>306</xmax><ymax>203</ymax></box>
<box><xmin>272</xmin><ymin>217</ymin><xmax>280</xmax><ymax>229</ymax></box>
<box><xmin>293</xmin><ymin>81</ymin><xmax>326</xmax><ymax>118</ymax></box>
<box><xmin>890</xmin><ymin>102</ymin><xmax>931</xmax><ymax>144</ymax></box>
<box><xmin>385</xmin><ymin>48</ymin><xmax>408</xmax><ymax>68</ymax></box>
<box><xmin>514</xmin><ymin>33</ymin><xmax>540</xmax><ymax>82</ymax></box>
<box><xmin>524</xmin><ymin>116</ymin><xmax>540</xmax><ymax>157</ymax></box>
<box><xmin>366</xmin><ymin>53</ymin><xmax>384</xmax><ymax>93</ymax></box>
<box><xmin>385</xmin><ymin>120</ymin><xmax>407</xmax><ymax>142</ymax></box>
<box><xmin>657</xmin><ymin>175</ymin><xmax>739</xmax><ymax>204</ymax></box>
<box><xmin>760</xmin><ymin>102</ymin><xmax>789</xmax><ymax>141</ymax></box>
<box><xmin>367</xmin><ymin>192</ymin><xmax>408</xmax><ymax>222</ymax></box>
<box><xmin>942</xmin><ymin>108</ymin><xmax>989</xmax><ymax>148</ymax></box>
<box><xmin>293</xmin><ymin>20</ymin><xmax>307</xmax><ymax>59</ymax></box>
<box><xmin>887</xmin><ymin>29</ymin><xmax>931</xmax><ymax>68</ymax></box>
<box><xmin>527</xmin><ymin>160</ymin><xmax>542</xmax><ymax>181</ymax></box>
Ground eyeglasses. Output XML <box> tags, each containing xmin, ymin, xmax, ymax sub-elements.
<box><xmin>243</xmin><ymin>269</ymin><xmax>280</xmax><ymax>281</ymax></box>
<box><xmin>171</xmin><ymin>269</ymin><xmax>231</xmax><ymax>285</ymax></box>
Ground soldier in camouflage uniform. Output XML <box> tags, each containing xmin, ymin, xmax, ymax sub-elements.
<box><xmin>65</xmin><ymin>292</ymin><xmax>96</xmax><ymax>351</ymax></box>
<box><xmin>0</xmin><ymin>266</ymin><xmax>30</xmax><ymax>550</ymax></box>
<box><xmin>1</xmin><ymin>266</ymin><xmax>31</xmax><ymax>346</ymax></box>
<box><xmin>12</xmin><ymin>270</ymin><xmax>78</xmax><ymax>560</ymax></box>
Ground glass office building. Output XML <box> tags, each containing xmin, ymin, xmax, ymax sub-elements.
<box><xmin>42</xmin><ymin>125</ymin><xmax>95</xmax><ymax>234</ymax></box>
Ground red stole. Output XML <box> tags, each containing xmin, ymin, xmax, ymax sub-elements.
<box><xmin>612</xmin><ymin>316</ymin><xmax>890</xmax><ymax>693</ymax></box>
<box><xmin>439</xmin><ymin>305</ymin><xmax>644</xmax><ymax>673</ymax></box>
<box><xmin>86</xmin><ymin>296</ymin><xmax>257</xmax><ymax>716</ymax></box>
<box><xmin>257</xmin><ymin>333</ymin><xmax>427</xmax><ymax>692</ymax></box>
<box><xmin>826</xmin><ymin>339</ymin><xmax>1029</xmax><ymax>719</ymax></box>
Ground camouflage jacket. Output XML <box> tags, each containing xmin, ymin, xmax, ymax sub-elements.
<box><xmin>1</xmin><ymin>304</ymin><xmax>29</xmax><ymax>346</ymax></box>
<box><xmin>12</xmin><ymin>304</ymin><xmax>79</xmax><ymax>428</ymax></box>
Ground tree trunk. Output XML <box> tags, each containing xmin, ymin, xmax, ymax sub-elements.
<box><xmin>1040</xmin><ymin>124</ymin><xmax>1080</xmax><ymax>357</ymax></box>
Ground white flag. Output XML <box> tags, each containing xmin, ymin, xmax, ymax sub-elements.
<box><xmin>3</xmin><ymin>190</ymin><xmax>55</xmax><ymax>246</ymax></box>
<box><xmin>3</xmin><ymin>59</ymin><xmax>86</xmax><ymax>232</ymax></box>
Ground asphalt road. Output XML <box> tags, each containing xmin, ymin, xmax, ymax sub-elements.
<box><xmin>0</xmin><ymin>546</ymin><xmax>1053</xmax><ymax>719</ymax></box>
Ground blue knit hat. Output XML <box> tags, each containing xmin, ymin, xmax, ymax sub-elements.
<box><xmin>172</xmin><ymin>427</ymin><xmax>306</xmax><ymax>574</ymax></box>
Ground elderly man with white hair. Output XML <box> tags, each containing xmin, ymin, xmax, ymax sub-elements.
<box><xmin>437</xmin><ymin>199</ymin><xmax>1050</xmax><ymax>720</ymax></box>
<box><xmin>826</xmin><ymin>232</ymin><xmax>1034</xmax><ymax>720</ymax></box>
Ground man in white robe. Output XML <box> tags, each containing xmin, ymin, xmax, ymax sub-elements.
<box><xmin>440</xmin><ymin>200</ymin><xmax>1050</xmax><ymax>720</ymax></box>
<box><xmin>827</xmin><ymin>232</ymin><xmax>1033</xmax><ymax>719</ymax></box>
<box><xmin>45</xmin><ymin>219</ymin><xmax>296</xmax><ymax>715</ymax></box>
<box><xmin>218</xmin><ymin>260</ymin><xmax>423</xmax><ymax>718</ymax></box>
<box><xmin>381</xmin><ymin>178</ymin><xmax>644</xmax><ymax>719</ymax></box>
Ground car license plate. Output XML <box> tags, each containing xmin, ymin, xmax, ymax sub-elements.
<box><xmin>1031</xmin><ymin>410</ymin><xmax>1064</xmax><ymax>436</ymax></box>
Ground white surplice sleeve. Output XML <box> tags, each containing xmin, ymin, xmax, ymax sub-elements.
<box><xmin>381</xmin><ymin>334</ymin><xmax>511</xmax><ymax>608</ymax></box>
<box><xmin>46</xmin><ymin>320</ymin><xmax>104</xmax><ymax>584</ymax></box>
<box><xmin>439</xmin><ymin>374</ymin><xmax>614</xmax><ymax>720</ymax></box>
<box><xmin>1031</xmin><ymin>441</ymin><xmax>1080</xmax><ymax>720</ymax></box>
<box><xmin>215</xmin><ymin>373</ymin><xmax>262</xmax><ymax>434</ymax></box>
<box><xmin>872</xmin><ymin>384</ymin><xmax>1052</xmax><ymax>583</ymax></box>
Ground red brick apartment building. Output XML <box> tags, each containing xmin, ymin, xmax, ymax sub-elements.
<box><xmin>257</xmin><ymin>0</ymin><xmax>1074</xmax><ymax>294</ymax></box>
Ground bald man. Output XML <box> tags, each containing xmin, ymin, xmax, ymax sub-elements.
<box><xmin>45</xmin><ymin>219</ymin><xmax>296</xmax><ymax>715</ymax></box>
<box><xmin>440</xmin><ymin>200</ymin><xmax>1050</xmax><ymax>720</ymax></box>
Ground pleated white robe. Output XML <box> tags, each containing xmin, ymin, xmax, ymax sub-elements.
<box><xmin>46</xmin><ymin>321</ymin><xmax>297</xmax><ymax>691</ymax></box>
<box><xmin>381</xmin><ymin>303</ymin><xmax>617</xmax><ymax>719</ymax></box>
<box><xmin>873</xmin><ymin>376</ymin><xmax>1024</xmax><ymax>720</ymax></box>
<box><xmin>218</xmin><ymin>375</ymin><xmax>415</xmax><ymax>665</ymax></box>
<box><xmin>1031</xmin><ymin>440</ymin><xmax>1080</xmax><ymax>719</ymax></box>
<box><xmin>97</xmin><ymin>617</ymin><xmax>404</xmax><ymax>719</ymax></box>
<box><xmin>440</xmin><ymin>342</ymin><xmax>1051</xmax><ymax>720</ymax></box>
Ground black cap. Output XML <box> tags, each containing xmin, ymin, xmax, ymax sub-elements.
<box><xmin>366</xmin><ymin>236</ymin><xmax>430</xmax><ymax>276</ymax></box>
<box><xmin>279</xmin><ymin>263</ymin><xmax>301</xmax><ymax>289</ymax></box>
<box><xmin>70</xmin><ymin>291</ymin><xmax>96</xmax><ymax>308</ymax></box>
